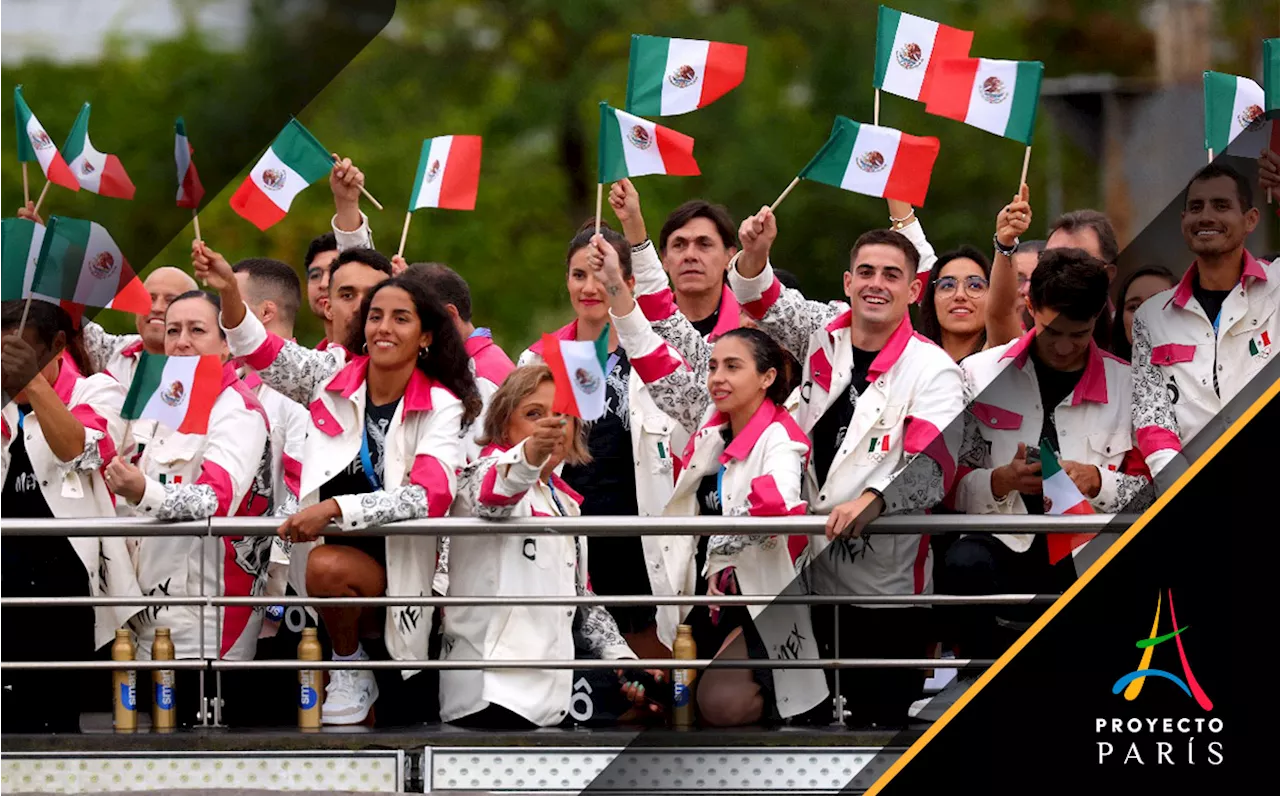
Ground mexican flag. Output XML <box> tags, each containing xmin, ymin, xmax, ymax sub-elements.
<box><xmin>230</xmin><ymin>119</ymin><xmax>333</xmax><ymax>231</ymax></box>
<box><xmin>1266</xmin><ymin>39</ymin><xmax>1280</xmax><ymax>112</ymax></box>
<box><xmin>409</xmin><ymin>135</ymin><xmax>483</xmax><ymax>211</ymax></box>
<box><xmin>122</xmin><ymin>352</ymin><xmax>223</xmax><ymax>435</ymax></box>
<box><xmin>799</xmin><ymin>116</ymin><xmax>940</xmax><ymax>207</ymax></box>
<box><xmin>540</xmin><ymin>327</ymin><xmax>610</xmax><ymax>421</ymax></box>
<box><xmin>13</xmin><ymin>86</ymin><xmax>79</xmax><ymax>192</ymax></box>
<box><xmin>62</xmin><ymin>103</ymin><xmax>136</xmax><ymax>200</ymax></box>
<box><xmin>1</xmin><ymin>217</ymin><xmax>46</xmax><ymax>301</ymax></box>
<box><xmin>1040</xmin><ymin>440</ymin><xmax>1097</xmax><ymax>565</ymax></box>
<box><xmin>30</xmin><ymin>216</ymin><xmax>150</xmax><ymax>314</ymax></box>
<box><xmin>599</xmin><ymin>103</ymin><xmax>700</xmax><ymax>184</ymax></box>
<box><xmin>625</xmin><ymin>34</ymin><xmax>748</xmax><ymax>117</ymax></box>
<box><xmin>1203</xmin><ymin>71</ymin><xmax>1266</xmax><ymax>154</ymax></box>
<box><xmin>924</xmin><ymin>58</ymin><xmax>1044</xmax><ymax>145</ymax></box>
<box><xmin>175</xmin><ymin>117</ymin><xmax>205</xmax><ymax>209</ymax></box>
<box><xmin>873</xmin><ymin>6</ymin><xmax>974</xmax><ymax>103</ymax></box>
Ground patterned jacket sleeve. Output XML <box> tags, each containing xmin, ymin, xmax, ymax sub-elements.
<box><xmin>727</xmin><ymin>256</ymin><xmax>844</xmax><ymax>365</ymax></box>
<box><xmin>610</xmin><ymin>303</ymin><xmax>704</xmax><ymax>436</ymax></box>
<box><xmin>221</xmin><ymin>306</ymin><xmax>342</xmax><ymax>405</ymax></box>
<box><xmin>630</xmin><ymin>240</ymin><xmax>713</xmax><ymax>380</ymax></box>
<box><xmin>332</xmin><ymin>211</ymin><xmax>375</xmax><ymax>252</ymax></box>
<box><xmin>331</xmin><ymin>392</ymin><xmax>466</xmax><ymax>529</ymax></box>
<box><xmin>707</xmin><ymin>428</ymin><xmax>808</xmax><ymax>570</ymax></box>
<box><xmin>81</xmin><ymin>321</ymin><xmax>141</xmax><ymax>376</ymax></box>
<box><xmin>457</xmin><ymin>442</ymin><xmax>543</xmax><ymax>520</ymax></box>
<box><xmin>1129</xmin><ymin>310</ymin><xmax>1183</xmax><ymax>477</ymax></box>
<box><xmin>1093</xmin><ymin>444</ymin><xmax>1155</xmax><ymax>514</ymax></box>
<box><xmin>574</xmin><ymin>539</ymin><xmax>637</xmax><ymax>662</ymax></box>
<box><xmin>60</xmin><ymin>374</ymin><xmax>128</xmax><ymax>474</ymax></box>
<box><xmin>135</xmin><ymin>390</ymin><xmax>270</xmax><ymax>520</ymax></box>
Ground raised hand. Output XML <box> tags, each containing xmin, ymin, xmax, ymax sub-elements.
<box><xmin>736</xmin><ymin>206</ymin><xmax>777</xmax><ymax>278</ymax></box>
<box><xmin>16</xmin><ymin>201</ymin><xmax>43</xmax><ymax>225</ymax></box>
<box><xmin>608</xmin><ymin>178</ymin><xmax>647</xmax><ymax>245</ymax></box>
<box><xmin>191</xmin><ymin>240</ymin><xmax>235</xmax><ymax>291</ymax></box>
<box><xmin>1259</xmin><ymin>148</ymin><xmax>1280</xmax><ymax>194</ymax></box>
<box><xmin>996</xmin><ymin>183</ymin><xmax>1032</xmax><ymax>249</ymax></box>
<box><xmin>391</xmin><ymin>254</ymin><xmax>408</xmax><ymax>277</ymax></box>
<box><xmin>524</xmin><ymin>415</ymin><xmax>568</xmax><ymax>465</ymax></box>
<box><xmin>1</xmin><ymin>334</ymin><xmax>42</xmax><ymax>396</ymax></box>
<box><xmin>330</xmin><ymin>153</ymin><xmax>364</xmax><ymax>232</ymax></box>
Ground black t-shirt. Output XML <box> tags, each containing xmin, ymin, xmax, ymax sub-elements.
<box><xmin>810</xmin><ymin>345</ymin><xmax>880</xmax><ymax>489</ymax></box>
<box><xmin>2</xmin><ymin>406</ymin><xmax>54</xmax><ymax>519</ymax></box>
<box><xmin>319</xmin><ymin>393</ymin><xmax>402</xmax><ymax>501</ymax></box>
<box><xmin>1192</xmin><ymin>279</ymin><xmax>1232</xmax><ymax>332</ymax></box>
<box><xmin>1023</xmin><ymin>349</ymin><xmax>1083</xmax><ymax>515</ymax></box>
<box><xmin>690</xmin><ymin>307</ymin><xmax>721</xmax><ymax>338</ymax></box>
<box><xmin>696</xmin><ymin>472</ymin><xmax>723</xmax><ymax>516</ymax></box>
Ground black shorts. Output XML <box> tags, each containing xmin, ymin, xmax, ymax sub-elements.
<box><xmin>323</xmin><ymin>534</ymin><xmax>387</xmax><ymax>567</ymax></box>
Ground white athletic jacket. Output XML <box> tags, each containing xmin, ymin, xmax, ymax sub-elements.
<box><xmin>0</xmin><ymin>352</ymin><xmax>142</xmax><ymax>649</ymax></box>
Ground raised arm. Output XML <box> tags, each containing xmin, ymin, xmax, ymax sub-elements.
<box><xmin>330</xmin><ymin>155</ymin><xmax>375</xmax><ymax>252</ymax></box>
<box><xmin>887</xmin><ymin>198</ymin><xmax>937</xmax><ymax>279</ymax></box>
<box><xmin>80</xmin><ymin>321</ymin><xmax>142</xmax><ymax>377</ymax></box>
<box><xmin>986</xmin><ymin>184</ymin><xmax>1033</xmax><ymax>349</ymax></box>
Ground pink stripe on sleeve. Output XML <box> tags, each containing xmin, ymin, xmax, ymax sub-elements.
<box><xmin>740</xmin><ymin>277</ymin><xmax>782</xmax><ymax>320</ymax></box>
<box><xmin>746</xmin><ymin>474</ymin><xmax>806</xmax><ymax>517</ymax></box>
<box><xmin>195</xmin><ymin>459</ymin><xmax>236</xmax><ymax>517</ymax></box>
<box><xmin>241</xmin><ymin>332</ymin><xmax>287</xmax><ymax>372</ymax></box>
<box><xmin>410</xmin><ymin>454</ymin><xmax>455</xmax><ymax>518</ymax></box>
<box><xmin>69</xmin><ymin>404</ymin><xmax>118</xmax><ymax>463</ymax></box>
<box><xmin>281</xmin><ymin>453</ymin><xmax>302</xmax><ymax>498</ymax></box>
<box><xmin>904</xmin><ymin>416</ymin><xmax>956</xmax><ymax>494</ymax></box>
<box><xmin>1137</xmin><ymin>426</ymin><xmax>1182</xmax><ymax>457</ymax></box>
<box><xmin>636</xmin><ymin>289</ymin><xmax>679</xmax><ymax>322</ymax></box>
<box><xmin>477</xmin><ymin>464</ymin><xmax>528</xmax><ymax>507</ymax></box>
<box><xmin>630</xmin><ymin>344</ymin><xmax>686</xmax><ymax>384</ymax></box>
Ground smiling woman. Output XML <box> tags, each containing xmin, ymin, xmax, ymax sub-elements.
<box><xmin>919</xmin><ymin>245</ymin><xmax>993</xmax><ymax>363</ymax></box>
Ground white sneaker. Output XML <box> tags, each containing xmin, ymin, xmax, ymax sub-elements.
<box><xmin>321</xmin><ymin>667</ymin><xmax>378</xmax><ymax>725</ymax></box>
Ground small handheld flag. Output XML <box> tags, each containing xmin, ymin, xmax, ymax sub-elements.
<box><xmin>625</xmin><ymin>34</ymin><xmax>747</xmax><ymax>117</ymax></box>
<box><xmin>409</xmin><ymin>135</ymin><xmax>483</xmax><ymax>212</ymax></box>
<box><xmin>1</xmin><ymin>217</ymin><xmax>46</xmax><ymax>302</ymax></box>
<box><xmin>30</xmin><ymin>216</ymin><xmax>150</xmax><ymax>314</ymax></box>
<box><xmin>873</xmin><ymin>6</ymin><xmax>974</xmax><ymax>104</ymax></box>
<box><xmin>1040</xmin><ymin>439</ymin><xmax>1097</xmax><ymax>565</ymax></box>
<box><xmin>229</xmin><ymin>118</ymin><xmax>334</xmax><ymax>231</ymax></box>
<box><xmin>62</xmin><ymin>103</ymin><xmax>136</xmax><ymax>200</ymax></box>
<box><xmin>13</xmin><ymin>86</ymin><xmax>79</xmax><ymax>192</ymax></box>
<box><xmin>175</xmin><ymin>117</ymin><xmax>205</xmax><ymax>209</ymax></box>
<box><xmin>1266</xmin><ymin>39</ymin><xmax>1280</xmax><ymax>114</ymax></box>
<box><xmin>540</xmin><ymin>327</ymin><xmax>611</xmax><ymax>422</ymax></box>
<box><xmin>797</xmin><ymin>116</ymin><xmax>940</xmax><ymax>207</ymax></box>
<box><xmin>924</xmin><ymin>58</ymin><xmax>1044</xmax><ymax>146</ymax></box>
<box><xmin>122</xmin><ymin>352</ymin><xmax>223</xmax><ymax>435</ymax></box>
<box><xmin>1203</xmin><ymin>70</ymin><xmax>1266</xmax><ymax>155</ymax></box>
<box><xmin>598</xmin><ymin>102</ymin><xmax>700</xmax><ymax>184</ymax></box>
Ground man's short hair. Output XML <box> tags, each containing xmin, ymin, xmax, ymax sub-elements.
<box><xmin>1049</xmin><ymin>210</ymin><xmax>1119</xmax><ymax>265</ymax></box>
<box><xmin>1018</xmin><ymin>239</ymin><xmax>1047</xmax><ymax>255</ymax></box>
<box><xmin>1186</xmin><ymin>162</ymin><xmax>1254</xmax><ymax>211</ymax></box>
<box><xmin>330</xmin><ymin>247</ymin><xmax>394</xmax><ymax>281</ymax></box>
<box><xmin>1030</xmin><ymin>247</ymin><xmax>1110</xmax><ymax>322</ymax></box>
<box><xmin>658</xmin><ymin>200</ymin><xmax>737</xmax><ymax>254</ymax></box>
<box><xmin>304</xmin><ymin>232</ymin><xmax>337</xmax><ymax>271</ymax></box>
<box><xmin>849</xmin><ymin>229</ymin><xmax>920</xmax><ymax>273</ymax></box>
<box><xmin>232</xmin><ymin>258</ymin><xmax>302</xmax><ymax>327</ymax></box>
<box><xmin>405</xmin><ymin>262</ymin><xmax>472</xmax><ymax>322</ymax></box>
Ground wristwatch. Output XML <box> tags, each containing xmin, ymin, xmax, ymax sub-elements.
<box><xmin>993</xmin><ymin>234</ymin><xmax>1019</xmax><ymax>257</ymax></box>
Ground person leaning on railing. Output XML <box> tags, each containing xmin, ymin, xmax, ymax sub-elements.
<box><xmin>1</xmin><ymin>298</ymin><xmax>142</xmax><ymax>733</ymax></box>
<box><xmin>194</xmin><ymin>244</ymin><xmax>482</xmax><ymax>729</ymax></box>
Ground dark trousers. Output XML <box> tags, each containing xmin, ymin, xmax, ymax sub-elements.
<box><xmin>935</xmin><ymin>533</ymin><xmax>1075</xmax><ymax>661</ymax></box>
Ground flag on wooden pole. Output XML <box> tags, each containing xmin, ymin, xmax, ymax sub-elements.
<box><xmin>62</xmin><ymin>103</ymin><xmax>136</xmax><ymax>199</ymax></box>
<box><xmin>229</xmin><ymin>119</ymin><xmax>334</xmax><ymax>230</ymax></box>
<box><xmin>1</xmin><ymin>217</ymin><xmax>46</xmax><ymax>301</ymax></box>
<box><xmin>541</xmin><ymin>327</ymin><xmax>611</xmax><ymax>422</ymax></box>
<box><xmin>798</xmin><ymin>116</ymin><xmax>940</xmax><ymax>207</ymax></box>
<box><xmin>175</xmin><ymin>117</ymin><xmax>205</xmax><ymax>209</ymax></box>
<box><xmin>925</xmin><ymin>58</ymin><xmax>1044</xmax><ymax>145</ymax></box>
<box><xmin>598</xmin><ymin>103</ymin><xmax>700</xmax><ymax>183</ymax></box>
<box><xmin>625</xmin><ymin>34</ymin><xmax>747</xmax><ymax>116</ymax></box>
<box><xmin>1203</xmin><ymin>70</ymin><xmax>1265</xmax><ymax>155</ymax></box>
<box><xmin>13</xmin><ymin>86</ymin><xmax>79</xmax><ymax>191</ymax></box>
<box><xmin>30</xmin><ymin>216</ymin><xmax>150</xmax><ymax>314</ymax></box>
<box><xmin>873</xmin><ymin>6</ymin><xmax>973</xmax><ymax>103</ymax></box>
<box><xmin>409</xmin><ymin>135</ymin><xmax>483</xmax><ymax>211</ymax></box>
<box><xmin>122</xmin><ymin>352</ymin><xmax>223</xmax><ymax>435</ymax></box>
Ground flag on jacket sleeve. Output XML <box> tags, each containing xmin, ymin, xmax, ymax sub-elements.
<box><xmin>598</xmin><ymin>103</ymin><xmax>700</xmax><ymax>183</ymax></box>
<box><xmin>13</xmin><ymin>86</ymin><xmax>79</xmax><ymax>191</ymax></box>
<box><xmin>30</xmin><ymin>216</ymin><xmax>150</xmax><ymax>314</ymax></box>
<box><xmin>1040</xmin><ymin>439</ymin><xmax>1097</xmax><ymax>565</ymax></box>
<box><xmin>873</xmin><ymin>6</ymin><xmax>974</xmax><ymax>103</ymax></box>
<box><xmin>230</xmin><ymin>118</ymin><xmax>333</xmax><ymax>230</ymax></box>
<box><xmin>409</xmin><ymin>135</ymin><xmax>482</xmax><ymax>211</ymax></box>
<box><xmin>799</xmin><ymin>116</ymin><xmax>940</xmax><ymax>207</ymax></box>
<box><xmin>1</xmin><ymin>217</ymin><xmax>46</xmax><ymax>301</ymax></box>
<box><xmin>175</xmin><ymin>116</ymin><xmax>205</xmax><ymax>209</ymax></box>
<box><xmin>1203</xmin><ymin>71</ymin><xmax>1266</xmax><ymax>154</ymax></box>
<box><xmin>122</xmin><ymin>352</ymin><xmax>223</xmax><ymax>435</ymax></box>
<box><xmin>625</xmin><ymin>34</ymin><xmax>748</xmax><ymax>116</ymax></box>
<box><xmin>924</xmin><ymin>58</ymin><xmax>1044</xmax><ymax>145</ymax></box>
<box><xmin>62</xmin><ymin>103</ymin><xmax>136</xmax><ymax>199</ymax></box>
<box><xmin>540</xmin><ymin>326</ymin><xmax>610</xmax><ymax>421</ymax></box>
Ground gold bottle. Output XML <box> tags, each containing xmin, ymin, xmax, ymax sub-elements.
<box><xmin>671</xmin><ymin>624</ymin><xmax>697</xmax><ymax>729</ymax></box>
<box><xmin>297</xmin><ymin>627</ymin><xmax>322</xmax><ymax>731</ymax></box>
<box><xmin>151</xmin><ymin>628</ymin><xmax>176</xmax><ymax>733</ymax></box>
<box><xmin>110</xmin><ymin>629</ymin><xmax>137</xmax><ymax>733</ymax></box>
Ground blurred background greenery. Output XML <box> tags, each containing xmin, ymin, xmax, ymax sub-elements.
<box><xmin>2</xmin><ymin>0</ymin><xmax>1276</xmax><ymax>354</ymax></box>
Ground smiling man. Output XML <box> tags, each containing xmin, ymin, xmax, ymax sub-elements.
<box><xmin>1131</xmin><ymin>163</ymin><xmax>1277</xmax><ymax>480</ymax></box>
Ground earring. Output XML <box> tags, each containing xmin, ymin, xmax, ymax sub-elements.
<box><xmin>419</xmin><ymin>345</ymin><xmax>429</xmax><ymax>358</ymax></box>
<box><xmin>362</xmin><ymin>342</ymin><xmax>368</xmax><ymax>354</ymax></box>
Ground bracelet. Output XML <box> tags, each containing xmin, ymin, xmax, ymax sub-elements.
<box><xmin>889</xmin><ymin>211</ymin><xmax>916</xmax><ymax>230</ymax></box>
<box><xmin>631</xmin><ymin>238</ymin><xmax>652</xmax><ymax>253</ymax></box>
<box><xmin>993</xmin><ymin>233</ymin><xmax>1019</xmax><ymax>257</ymax></box>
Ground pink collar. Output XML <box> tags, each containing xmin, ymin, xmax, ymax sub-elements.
<box><xmin>1170</xmin><ymin>250</ymin><xmax>1269</xmax><ymax>309</ymax></box>
<box><xmin>121</xmin><ymin>339</ymin><xmax>145</xmax><ymax>359</ymax></box>
<box><xmin>706</xmin><ymin>284</ymin><xmax>741</xmax><ymax>342</ymax></box>
<box><xmin>527</xmin><ymin>320</ymin><xmax>578</xmax><ymax>356</ymax></box>
<box><xmin>52</xmin><ymin>350</ymin><xmax>82</xmax><ymax>404</ymax></box>
<box><xmin>324</xmin><ymin>355</ymin><xmax>439</xmax><ymax>413</ymax></box>
<box><xmin>822</xmin><ymin>312</ymin><xmax>916</xmax><ymax>381</ymax></box>
<box><xmin>1000</xmin><ymin>329</ymin><xmax>1118</xmax><ymax>405</ymax></box>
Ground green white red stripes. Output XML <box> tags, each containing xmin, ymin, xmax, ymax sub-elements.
<box><xmin>62</xmin><ymin>103</ymin><xmax>136</xmax><ymax>199</ymax></box>
<box><xmin>1</xmin><ymin>217</ymin><xmax>46</xmax><ymax>301</ymax></box>
<box><xmin>230</xmin><ymin>119</ymin><xmax>333</xmax><ymax>231</ymax></box>
<box><xmin>924</xmin><ymin>58</ymin><xmax>1044</xmax><ymax>145</ymax></box>
<box><xmin>122</xmin><ymin>352</ymin><xmax>223</xmax><ymax>435</ymax></box>
<box><xmin>873</xmin><ymin>6</ymin><xmax>973</xmax><ymax>102</ymax></box>
<box><xmin>1040</xmin><ymin>441</ymin><xmax>1096</xmax><ymax>564</ymax></box>
<box><xmin>1203</xmin><ymin>71</ymin><xmax>1266</xmax><ymax>154</ymax></box>
<box><xmin>409</xmin><ymin>135</ymin><xmax>483</xmax><ymax>211</ymax></box>
<box><xmin>13</xmin><ymin>86</ymin><xmax>79</xmax><ymax>191</ymax></box>
<box><xmin>799</xmin><ymin>117</ymin><xmax>940</xmax><ymax>206</ymax></box>
<box><xmin>1266</xmin><ymin>39</ymin><xmax>1280</xmax><ymax>112</ymax></box>
<box><xmin>598</xmin><ymin>103</ymin><xmax>700</xmax><ymax>183</ymax></box>
<box><xmin>30</xmin><ymin>216</ymin><xmax>150</xmax><ymax>314</ymax></box>
<box><xmin>625</xmin><ymin>35</ymin><xmax>748</xmax><ymax>117</ymax></box>
<box><xmin>175</xmin><ymin>116</ymin><xmax>204</xmax><ymax>209</ymax></box>
<box><xmin>540</xmin><ymin>327</ymin><xmax>610</xmax><ymax>421</ymax></box>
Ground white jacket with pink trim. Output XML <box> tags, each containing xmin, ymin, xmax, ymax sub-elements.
<box><xmin>1</xmin><ymin>352</ymin><xmax>143</xmax><ymax>649</ymax></box>
<box><xmin>728</xmin><ymin>258</ymin><xmax>965</xmax><ymax>601</ymax></box>
<box><xmin>1131</xmin><ymin>252</ymin><xmax>1278</xmax><ymax>478</ymax></box>
<box><xmin>443</xmin><ymin>441</ymin><xmax>635</xmax><ymax>726</ymax></box>
<box><xmin>223</xmin><ymin>307</ymin><xmax>467</xmax><ymax>673</ymax></box>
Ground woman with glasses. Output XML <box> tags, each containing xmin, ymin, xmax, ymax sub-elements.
<box><xmin>919</xmin><ymin>246</ymin><xmax>995</xmax><ymax>363</ymax></box>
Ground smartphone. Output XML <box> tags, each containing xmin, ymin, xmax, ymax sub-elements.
<box><xmin>1025</xmin><ymin>445</ymin><xmax>1041</xmax><ymax>465</ymax></box>
<box><xmin>619</xmin><ymin>668</ymin><xmax>674</xmax><ymax>707</ymax></box>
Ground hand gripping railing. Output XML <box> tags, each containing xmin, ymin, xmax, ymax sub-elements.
<box><xmin>0</xmin><ymin>514</ymin><xmax>1130</xmax><ymax>726</ymax></box>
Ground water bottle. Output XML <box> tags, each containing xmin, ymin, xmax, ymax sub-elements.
<box><xmin>151</xmin><ymin>628</ymin><xmax>175</xmax><ymax>733</ymax></box>
<box><xmin>111</xmin><ymin>629</ymin><xmax>137</xmax><ymax>733</ymax></box>
<box><xmin>297</xmin><ymin>627</ymin><xmax>322</xmax><ymax>731</ymax></box>
<box><xmin>672</xmin><ymin>624</ymin><xmax>697</xmax><ymax>729</ymax></box>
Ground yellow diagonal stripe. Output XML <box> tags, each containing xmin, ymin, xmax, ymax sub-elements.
<box><xmin>1123</xmin><ymin>591</ymin><xmax>1162</xmax><ymax>700</ymax></box>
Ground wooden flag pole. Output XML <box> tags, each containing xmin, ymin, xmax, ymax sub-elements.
<box><xmin>595</xmin><ymin>183</ymin><xmax>603</xmax><ymax>235</ymax></box>
<box><xmin>874</xmin><ymin>89</ymin><xmax>880</xmax><ymax>126</ymax></box>
<box><xmin>192</xmin><ymin>209</ymin><xmax>202</xmax><ymax>242</ymax></box>
<box><xmin>22</xmin><ymin>163</ymin><xmax>30</xmax><ymax>206</ymax></box>
<box><xmin>397</xmin><ymin>211</ymin><xmax>413</xmax><ymax>258</ymax></box>
<box><xmin>770</xmin><ymin>177</ymin><xmax>801</xmax><ymax>212</ymax></box>
<box><xmin>1019</xmin><ymin>146</ymin><xmax>1032</xmax><ymax>190</ymax></box>
<box><xmin>16</xmin><ymin>296</ymin><xmax>33</xmax><ymax>336</ymax></box>
<box><xmin>31</xmin><ymin>180</ymin><xmax>51</xmax><ymax>216</ymax></box>
<box><xmin>329</xmin><ymin>155</ymin><xmax>384</xmax><ymax>211</ymax></box>
<box><xmin>1207</xmin><ymin>148</ymin><xmax>1213</xmax><ymax>165</ymax></box>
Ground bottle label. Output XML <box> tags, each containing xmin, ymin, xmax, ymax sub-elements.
<box><xmin>673</xmin><ymin>670</ymin><xmax>692</xmax><ymax>708</ymax></box>
<box><xmin>119</xmin><ymin>677</ymin><xmax>137</xmax><ymax>712</ymax></box>
<box><xmin>299</xmin><ymin>671</ymin><xmax>319</xmax><ymax>710</ymax></box>
<box><xmin>155</xmin><ymin>672</ymin><xmax>174</xmax><ymax>711</ymax></box>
